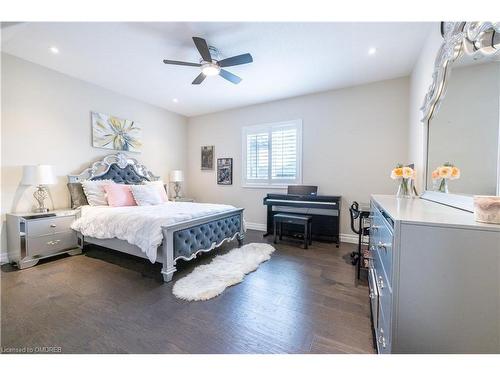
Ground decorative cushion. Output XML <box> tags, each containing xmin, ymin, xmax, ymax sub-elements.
<box><xmin>145</xmin><ymin>180</ymin><xmax>169</xmax><ymax>202</ymax></box>
<box><xmin>67</xmin><ymin>183</ymin><xmax>89</xmax><ymax>209</ymax></box>
<box><xmin>81</xmin><ymin>179</ymin><xmax>115</xmax><ymax>206</ymax></box>
<box><xmin>103</xmin><ymin>184</ymin><xmax>137</xmax><ymax>207</ymax></box>
<box><xmin>130</xmin><ymin>184</ymin><xmax>163</xmax><ymax>206</ymax></box>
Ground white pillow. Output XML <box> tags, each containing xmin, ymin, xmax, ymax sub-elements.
<box><xmin>145</xmin><ymin>180</ymin><xmax>169</xmax><ymax>202</ymax></box>
<box><xmin>81</xmin><ymin>179</ymin><xmax>115</xmax><ymax>206</ymax></box>
<box><xmin>130</xmin><ymin>184</ymin><xmax>163</xmax><ymax>206</ymax></box>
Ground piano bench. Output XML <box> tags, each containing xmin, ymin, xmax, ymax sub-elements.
<box><xmin>273</xmin><ymin>214</ymin><xmax>312</xmax><ymax>249</ymax></box>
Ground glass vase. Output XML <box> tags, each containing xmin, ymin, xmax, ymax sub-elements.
<box><xmin>438</xmin><ymin>178</ymin><xmax>449</xmax><ymax>193</ymax></box>
<box><xmin>396</xmin><ymin>178</ymin><xmax>411</xmax><ymax>198</ymax></box>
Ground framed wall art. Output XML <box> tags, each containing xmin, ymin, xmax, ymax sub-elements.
<box><xmin>217</xmin><ymin>158</ymin><xmax>233</xmax><ymax>185</ymax></box>
<box><xmin>91</xmin><ymin>111</ymin><xmax>142</xmax><ymax>153</ymax></box>
<box><xmin>201</xmin><ymin>145</ymin><xmax>214</xmax><ymax>170</ymax></box>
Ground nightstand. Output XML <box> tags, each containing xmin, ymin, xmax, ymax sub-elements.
<box><xmin>172</xmin><ymin>197</ymin><xmax>195</xmax><ymax>202</ymax></box>
<box><xmin>6</xmin><ymin>210</ymin><xmax>81</xmax><ymax>269</ymax></box>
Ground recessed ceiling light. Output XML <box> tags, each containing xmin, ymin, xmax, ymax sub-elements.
<box><xmin>172</xmin><ymin>98</ymin><xmax>179</xmax><ymax>103</ymax></box>
<box><xmin>368</xmin><ymin>47</ymin><xmax>377</xmax><ymax>55</ymax></box>
<box><xmin>49</xmin><ymin>46</ymin><xmax>59</xmax><ymax>54</ymax></box>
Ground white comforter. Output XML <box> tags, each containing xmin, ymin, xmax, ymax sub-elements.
<box><xmin>71</xmin><ymin>202</ymin><xmax>237</xmax><ymax>263</ymax></box>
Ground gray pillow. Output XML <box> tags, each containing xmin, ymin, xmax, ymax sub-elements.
<box><xmin>67</xmin><ymin>183</ymin><xmax>89</xmax><ymax>209</ymax></box>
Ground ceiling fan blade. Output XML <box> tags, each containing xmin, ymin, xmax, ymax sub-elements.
<box><xmin>218</xmin><ymin>53</ymin><xmax>253</xmax><ymax>67</ymax></box>
<box><xmin>192</xmin><ymin>73</ymin><xmax>206</xmax><ymax>85</ymax></box>
<box><xmin>192</xmin><ymin>37</ymin><xmax>212</xmax><ymax>62</ymax></box>
<box><xmin>163</xmin><ymin>59</ymin><xmax>201</xmax><ymax>67</ymax></box>
<box><xmin>219</xmin><ymin>69</ymin><xmax>242</xmax><ymax>84</ymax></box>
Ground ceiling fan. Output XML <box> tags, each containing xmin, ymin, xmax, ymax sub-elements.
<box><xmin>163</xmin><ymin>36</ymin><xmax>253</xmax><ymax>85</ymax></box>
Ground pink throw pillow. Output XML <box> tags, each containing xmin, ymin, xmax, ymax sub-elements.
<box><xmin>103</xmin><ymin>184</ymin><xmax>137</xmax><ymax>207</ymax></box>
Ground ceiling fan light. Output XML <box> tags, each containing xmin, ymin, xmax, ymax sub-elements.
<box><xmin>201</xmin><ymin>63</ymin><xmax>220</xmax><ymax>76</ymax></box>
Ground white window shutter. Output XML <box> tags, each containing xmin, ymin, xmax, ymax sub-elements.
<box><xmin>242</xmin><ymin>119</ymin><xmax>302</xmax><ymax>188</ymax></box>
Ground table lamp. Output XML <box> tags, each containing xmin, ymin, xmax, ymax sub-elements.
<box><xmin>21</xmin><ymin>165</ymin><xmax>56</xmax><ymax>212</ymax></box>
<box><xmin>169</xmin><ymin>170</ymin><xmax>184</xmax><ymax>199</ymax></box>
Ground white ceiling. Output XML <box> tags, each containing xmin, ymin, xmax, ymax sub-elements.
<box><xmin>1</xmin><ymin>22</ymin><xmax>433</xmax><ymax>117</ymax></box>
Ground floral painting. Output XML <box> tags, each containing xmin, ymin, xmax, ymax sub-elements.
<box><xmin>91</xmin><ymin>111</ymin><xmax>142</xmax><ymax>153</ymax></box>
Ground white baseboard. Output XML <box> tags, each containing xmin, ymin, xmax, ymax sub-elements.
<box><xmin>245</xmin><ymin>222</ymin><xmax>267</xmax><ymax>232</ymax></box>
<box><xmin>0</xmin><ymin>252</ymin><xmax>10</xmax><ymax>264</ymax></box>
<box><xmin>244</xmin><ymin>221</ymin><xmax>360</xmax><ymax>245</ymax></box>
<box><xmin>339</xmin><ymin>233</ymin><xmax>359</xmax><ymax>244</ymax></box>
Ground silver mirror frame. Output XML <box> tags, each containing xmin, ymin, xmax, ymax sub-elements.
<box><xmin>420</xmin><ymin>21</ymin><xmax>500</xmax><ymax>212</ymax></box>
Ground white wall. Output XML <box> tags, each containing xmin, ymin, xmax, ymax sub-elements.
<box><xmin>408</xmin><ymin>25</ymin><xmax>442</xmax><ymax>191</ymax></box>
<box><xmin>186</xmin><ymin>77</ymin><xmax>410</xmax><ymax>236</ymax></box>
<box><xmin>1</xmin><ymin>53</ymin><xmax>188</xmax><ymax>257</ymax></box>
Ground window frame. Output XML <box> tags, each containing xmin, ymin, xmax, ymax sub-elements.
<box><xmin>241</xmin><ymin>119</ymin><xmax>303</xmax><ymax>189</ymax></box>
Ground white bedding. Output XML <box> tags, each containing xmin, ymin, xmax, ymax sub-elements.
<box><xmin>71</xmin><ymin>202</ymin><xmax>237</xmax><ymax>263</ymax></box>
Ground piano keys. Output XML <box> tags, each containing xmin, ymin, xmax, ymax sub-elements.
<box><xmin>263</xmin><ymin>192</ymin><xmax>341</xmax><ymax>247</ymax></box>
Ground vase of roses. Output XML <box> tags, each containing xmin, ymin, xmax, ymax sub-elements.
<box><xmin>391</xmin><ymin>164</ymin><xmax>416</xmax><ymax>198</ymax></box>
<box><xmin>431</xmin><ymin>162</ymin><xmax>460</xmax><ymax>193</ymax></box>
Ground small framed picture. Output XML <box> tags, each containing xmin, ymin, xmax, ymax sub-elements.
<box><xmin>217</xmin><ymin>158</ymin><xmax>233</xmax><ymax>185</ymax></box>
<box><xmin>201</xmin><ymin>145</ymin><xmax>214</xmax><ymax>170</ymax></box>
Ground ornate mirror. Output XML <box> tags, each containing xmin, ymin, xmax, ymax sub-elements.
<box><xmin>421</xmin><ymin>22</ymin><xmax>500</xmax><ymax>211</ymax></box>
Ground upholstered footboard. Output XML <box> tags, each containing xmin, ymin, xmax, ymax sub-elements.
<box><xmin>160</xmin><ymin>209</ymin><xmax>244</xmax><ymax>282</ymax></box>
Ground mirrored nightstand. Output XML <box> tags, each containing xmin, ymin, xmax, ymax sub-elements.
<box><xmin>6</xmin><ymin>210</ymin><xmax>81</xmax><ymax>269</ymax></box>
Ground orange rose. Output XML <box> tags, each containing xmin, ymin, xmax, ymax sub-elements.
<box><xmin>438</xmin><ymin>166</ymin><xmax>452</xmax><ymax>179</ymax></box>
<box><xmin>431</xmin><ymin>169</ymin><xmax>439</xmax><ymax>180</ymax></box>
<box><xmin>450</xmin><ymin>166</ymin><xmax>461</xmax><ymax>180</ymax></box>
<box><xmin>391</xmin><ymin>167</ymin><xmax>403</xmax><ymax>180</ymax></box>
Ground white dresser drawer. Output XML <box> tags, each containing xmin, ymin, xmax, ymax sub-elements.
<box><xmin>377</xmin><ymin>306</ymin><xmax>392</xmax><ymax>354</ymax></box>
<box><xmin>26</xmin><ymin>231</ymin><xmax>78</xmax><ymax>257</ymax></box>
<box><xmin>26</xmin><ymin>216</ymin><xmax>75</xmax><ymax>237</ymax></box>
<box><xmin>375</xmin><ymin>264</ymin><xmax>392</xmax><ymax>328</ymax></box>
<box><xmin>376</xmin><ymin>220</ymin><xmax>393</xmax><ymax>282</ymax></box>
<box><xmin>370</xmin><ymin>205</ymin><xmax>394</xmax><ymax>286</ymax></box>
<box><xmin>368</xmin><ymin>267</ymin><xmax>379</xmax><ymax>332</ymax></box>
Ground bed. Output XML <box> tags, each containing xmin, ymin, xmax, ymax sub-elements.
<box><xmin>68</xmin><ymin>153</ymin><xmax>244</xmax><ymax>282</ymax></box>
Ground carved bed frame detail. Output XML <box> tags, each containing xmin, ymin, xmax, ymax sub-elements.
<box><xmin>68</xmin><ymin>152</ymin><xmax>160</xmax><ymax>183</ymax></box>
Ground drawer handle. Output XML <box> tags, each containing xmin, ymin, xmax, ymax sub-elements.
<box><xmin>50</xmin><ymin>224</ymin><xmax>57</xmax><ymax>228</ymax></box>
<box><xmin>377</xmin><ymin>242</ymin><xmax>391</xmax><ymax>251</ymax></box>
<box><xmin>378</xmin><ymin>331</ymin><xmax>387</xmax><ymax>348</ymax></box>
<box><xmin>377</xmin><ymin>275</ymin><xmax>385</xmax><ymax>290</ymax></box>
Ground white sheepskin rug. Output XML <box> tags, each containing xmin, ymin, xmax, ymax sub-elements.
<box><xmin>172</xmin><ymin>243</ymin><xmax>275</xmax><ymax>301</ymax></box>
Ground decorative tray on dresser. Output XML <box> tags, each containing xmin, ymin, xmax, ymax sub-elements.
<box><xmin>6</xmin><ymin>210</ymin><xmax>81</xmax><ymax>269</ymax></box>
<box><xmin>368</xmin><ymin>195</ymin><xmax>500</xmax><ymax>354</ymax></box>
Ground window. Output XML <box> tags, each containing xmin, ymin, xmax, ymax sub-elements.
<box><xmin>242</xmin><ymin>119</ymin><xmax>302</xmax><ymax>188</ymax></box>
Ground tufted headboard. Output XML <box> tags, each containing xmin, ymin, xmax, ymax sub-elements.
<box><xmin>68</xmin><ymin>153</ymin><xmax>160</xmax><ymax>184</ymax></box>
<box><xmin>91</xmin><ymin>164</ymin><xmax>149</xmax><ymax>184</ymax></box>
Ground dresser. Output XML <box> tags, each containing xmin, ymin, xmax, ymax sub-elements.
<box><xmin>369</xmin><ymin>195</ymin><xmax>500</xmax><ymax>354</ymax></box>
<box><xmin>6</xmin><ymin>210</ymin><xmax>81</xmax><ymax>269</ymax></box>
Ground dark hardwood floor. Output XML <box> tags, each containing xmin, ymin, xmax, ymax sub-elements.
<box><xmin>1</xmin><ymin>230</ymin><xmax>375</xmax><ymax>354</ymax></box>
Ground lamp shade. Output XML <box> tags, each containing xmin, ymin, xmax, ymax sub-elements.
<box><xmin>21</xmin><ymin>165</ymin><xmax>56</xmax><ymax>186</ymax></box>
<box><xmin>169</xmin><ymin>170</ymin><xmax>184</xmax><ymax>182</ymax></box>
